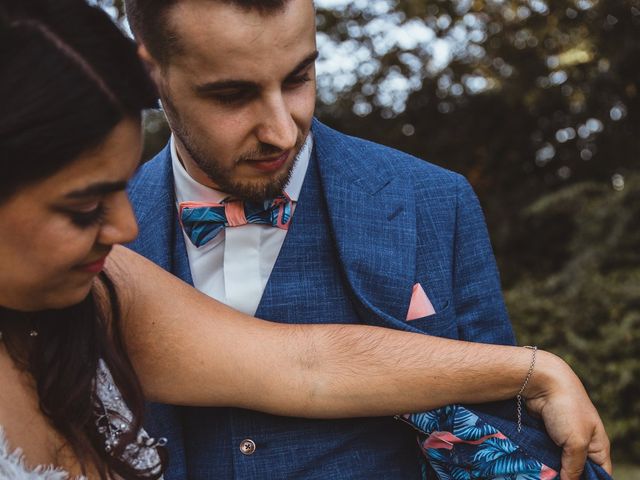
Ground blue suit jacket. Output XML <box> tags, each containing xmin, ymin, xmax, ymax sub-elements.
<box><xmin>127</xmin><ymin>119</ymin><xmax>609</xmax><ymax>479</ymax></box>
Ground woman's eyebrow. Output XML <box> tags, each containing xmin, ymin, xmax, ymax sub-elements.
<box><xmin>65</xmin><ymin>180</ymin><xmax>128</xmax><ymax>199</ymax></box>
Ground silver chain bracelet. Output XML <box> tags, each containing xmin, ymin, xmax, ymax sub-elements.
<box><xmin>516</xmin><ymin>345</ymin><xmax>537</xmax><ymax>432</ymax></box>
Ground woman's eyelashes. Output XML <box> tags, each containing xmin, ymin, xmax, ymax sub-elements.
<box><xmin>69</xmin><ymin>203</ymin><xmax>107</xmax><ymax>228</ymax></box>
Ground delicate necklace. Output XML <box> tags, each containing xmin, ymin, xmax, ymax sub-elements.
<box><xmin>0</xmin><ymin>328</ymin><xmax>38</xmax><ymax>341</ymax></box>
<box><xmin>0</xmin><ymin>305</ymin><xmax>40</xmax><ymax>340</ymax></box>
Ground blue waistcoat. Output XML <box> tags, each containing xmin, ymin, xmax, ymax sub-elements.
<box><xmin>178</xmin><ymin>148</ymin><xmax>422</xmax><ymax>479</ymax></box>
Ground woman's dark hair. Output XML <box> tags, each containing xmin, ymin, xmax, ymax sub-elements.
<box><xmin>0</xmin><ymin>0</ymin><xmax>161</xmax><ymax>478</ymax></box>
<box><xmin>0</xmin><ymin>0</ymin><xmax>157</xmax><ymax>198</ymax></box>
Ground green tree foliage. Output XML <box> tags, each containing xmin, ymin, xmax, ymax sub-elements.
<box><xmin>507</xmin><ymin>175</ymin><xmax>640</xmax><ymax>461</ymax></box>
<box><xmin>317</xmin><ymin>0</ymin><xmax>640</xmax><ymax>183</ymax></box>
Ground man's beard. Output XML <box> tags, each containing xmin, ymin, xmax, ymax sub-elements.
<box><xmin>162</xmin><ymin>92</ymin><xmax>305</xmax><ymax>202</ymax></box>
<box><xmin>179</xmin><ymin>128</ymin><xmax>303</xmax><ymax>203</ymax></box>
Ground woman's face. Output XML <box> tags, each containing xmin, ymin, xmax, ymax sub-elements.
<box><xmin>0</xmin><ymin>118</ymin><xmax>142</xmax><ymax>311</ymax></box>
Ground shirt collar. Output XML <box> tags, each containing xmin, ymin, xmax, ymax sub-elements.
<box><xmin>172</xmin><ymin>134</ymin><xmax>313</xmax><ymax>205</ymax></box>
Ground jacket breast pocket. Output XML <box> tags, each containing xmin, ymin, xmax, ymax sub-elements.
<box><xmin>408</xmin><ymin>300</ymin><xmax>458</xmax><ymax>339</ymax></box>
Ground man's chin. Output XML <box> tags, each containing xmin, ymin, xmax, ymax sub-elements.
<box><xmin>222</xmin><ymin>162</ymin><xmax>296</xmax><ymax>202</ymax></box>
<box><xmin>230</xmin><ymin>178</ymin><xmax>291</xmax><ymax>203</ymax></box>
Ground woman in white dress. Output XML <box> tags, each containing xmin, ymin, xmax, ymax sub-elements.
<box><xmin>0</xmin><ymin>0</ymin><xmax>610</xmax><ymax>479</ymax></box>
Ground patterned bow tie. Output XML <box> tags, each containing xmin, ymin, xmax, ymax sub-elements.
<box><xmin>179</xmin><ymin>194</ymin><xmax>293</xmax><ymax>247</ymax></box>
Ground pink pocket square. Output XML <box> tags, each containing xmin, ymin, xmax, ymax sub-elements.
<box><xmin>406</xmin><ymin>283</ymin><xmax>436</xmax><ymax>321</ymax></box>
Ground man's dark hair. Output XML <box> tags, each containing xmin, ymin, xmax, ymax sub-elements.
<box><xmin>125</xmin><ymin>0</ymin><xmax>289</xmax><ymax>64</ymax></box>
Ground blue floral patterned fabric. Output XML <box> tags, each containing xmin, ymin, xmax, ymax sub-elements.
<box><xmin>179</xmin><ymin>194</ymin><xmax>292</xmax><ymax>247</ymax></box>
<box><xmin>401</xmin><ymin>405</ymin><xmax>559</xmax><ymax>480</ymax></box>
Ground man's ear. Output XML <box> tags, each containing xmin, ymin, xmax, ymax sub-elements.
<box><xmin>137</xmin><ymin>43</ymin><xmax>163</xmax><ymax>87</ymax></box>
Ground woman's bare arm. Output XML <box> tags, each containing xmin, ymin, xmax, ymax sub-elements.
<box><xmin>106</xmin><ymin>245</ymin><xmax>610</xmax><ymax>479</ymax></box>
<box><xmin>108</xmin><ymin>245</ymin><xmax>528</xmax><ymax>412</ymax></box>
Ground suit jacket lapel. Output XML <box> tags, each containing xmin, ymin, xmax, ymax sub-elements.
<box><xmin>127</xmin><ymin>144</ymin><xmax>193</xmax><ymax>285</ymax></box>
<box><xmin>312</xmin><ymin>120</ymin><xmax>417</xmax><ymax>329</ymax></box>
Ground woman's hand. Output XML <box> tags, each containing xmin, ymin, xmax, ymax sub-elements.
<box><xmin>526</xmin><ymin>351</ymin><xmax>612</xmax><ymax>480</ymax></box>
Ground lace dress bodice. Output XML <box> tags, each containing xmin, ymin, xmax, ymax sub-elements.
<box><xmin>0</xmin><ymin>361</ymin><xmax>164</xmax><ymax>479</ymax></box>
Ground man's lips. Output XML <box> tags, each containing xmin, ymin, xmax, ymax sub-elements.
<box><xmin>245</xmin><ymin>150</ymin><xmax>290</xmax><ymax>173</ymax></box>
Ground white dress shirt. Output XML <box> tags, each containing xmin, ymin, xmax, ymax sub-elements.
<box><xmin>172</xmin><ymin>135</ymin><xmax>312</xmax><ymax>315</ymax></box>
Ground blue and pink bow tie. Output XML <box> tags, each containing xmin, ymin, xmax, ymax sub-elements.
<box><xmin>179</xmin><ymin>194</ymin><xmax>293</xmax><ymax>247</ymax></box>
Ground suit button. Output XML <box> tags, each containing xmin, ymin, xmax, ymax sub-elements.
<box><xmin>239</xmin><ymin>439</ymin><xmax>256</xmax><ymax>455</ymax></box>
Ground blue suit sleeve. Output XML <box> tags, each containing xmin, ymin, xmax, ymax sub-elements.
<box><xmin>403</xmin><ymin>177</ymin><xmax>611</xmax><ymax>480</ymax></box>
<box><xmin>451</xmin><ymin>175</ymin><xmax>516</xmax><ymax>345</ymax></box>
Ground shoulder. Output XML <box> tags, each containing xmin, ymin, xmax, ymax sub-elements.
<box><xmin>312</xmin><ymin>119</ymin><xmax>467</xmax><ymax>194</ymax></box>
<box><xmin>127</xmin><ymin>143</ymin><xmax>175</xmax><ymax>219</ymax></box>
<box><xmin>128</xmin><ymin>143</ymin><xmax>172</xmax><ymax>197</ymax></box>
<box><xmin>0</xmin><ymin>358</ymin><xmax>75</xmax><ymax>479</ymax></box>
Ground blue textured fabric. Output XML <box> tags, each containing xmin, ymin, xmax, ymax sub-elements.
<box><xmin>127</xmin><ymin>119</ymin><xmax>519</xmax><ymax>479</ymax></box>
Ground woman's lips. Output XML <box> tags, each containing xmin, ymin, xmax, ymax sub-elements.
<box><xmin>246</xmin><ymin>150</ymin><xmax>290</xmax><ymax>173</ymax></box>
<box><xmin>78</xmin><ymin>256</ymin><xmax>108</xmax><ymax>273</ymax></box>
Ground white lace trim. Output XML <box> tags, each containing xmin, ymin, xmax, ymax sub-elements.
<box><xmin>95</xmin><ymin>360</ymin><xmax>164</xmax><ymax>476</ymax></box>
<box><xmin>0</xmin><ymin>361</ymin><xmax>163</xmax><ymax>479</ymax></box>
<box><xmin>0</xmin><ymin>427</ymin><xmax>86</xmax><ymax>480</ymax></box>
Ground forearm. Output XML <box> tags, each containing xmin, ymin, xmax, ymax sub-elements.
<box><xmin>251</xmin><ymin>323</ymin><xmax>565</xmax><ymax>418</ymax></box>
<box><xmin>108</xmin><ymin>246</ymin><xmax>566</xmax><ymax>417</ymax></box>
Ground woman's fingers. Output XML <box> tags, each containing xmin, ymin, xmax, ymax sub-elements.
<box><xmin>526</xmin><ymin>352</ymin><xmax>612</xmax><ymax>480</ymax></box>
<box><xmin>588</xmin><ymin>421</ymin><xmax>612</xmax><ymax>475</ymax></box>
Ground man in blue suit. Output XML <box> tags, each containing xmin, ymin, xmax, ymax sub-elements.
<box><xmin>124</xmin><ymin>0</ymin><xmax>611</xmax><ymax>478</ymax></box>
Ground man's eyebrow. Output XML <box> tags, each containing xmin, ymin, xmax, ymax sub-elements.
<box><xmin>65</xmin><ymin>181</ymin><xmax>128</xmax><ymax>199</ymax></box>
<box><xmin>195</xmin><ymin>79</ymin><xmax>256</xmax><ymax>94</ymax></box>
<box><xmin>286</xmin><ymin>50</ymin><xmax>319</xmax><ymax>78</ymax></box>
<box><xmin>194</xmin><ymin>50</ymin><xmax>319</xmax><ymax>94</ymax></box>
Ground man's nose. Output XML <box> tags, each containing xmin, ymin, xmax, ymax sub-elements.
<box><xmin>98</xmin><ymin>192</ymin><xmax>139</xmax><ymax>246</ymax></box>
<box><xmin>255</xmin><ymin>93</ymin><xmax>298</xmax><ymax>151</ymax></box>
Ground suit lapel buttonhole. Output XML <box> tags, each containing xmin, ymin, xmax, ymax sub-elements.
<box><xmin>387</xmin><ymin>206</ymin><xmax>404</xmax><ymax>221</ymax></box>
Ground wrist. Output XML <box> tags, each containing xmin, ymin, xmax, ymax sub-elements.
<box><xmin>524</xmin><ymin>349</ymin><xmax>568</xmax><ymax>400</ymax></box>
